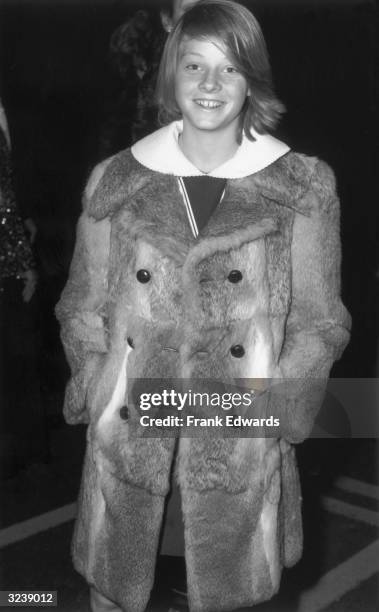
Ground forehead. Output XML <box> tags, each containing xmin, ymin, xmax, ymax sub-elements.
<box><xmin>179</xmin><ymin>36</ymin><xmax>229</xmax><ymax>58</ymax></box>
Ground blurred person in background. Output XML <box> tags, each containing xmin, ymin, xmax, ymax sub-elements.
<box><xmin>98</xmin><ymin>0</ymin><xmax>199</xmax><ymax>159</ymax></box>
<box><xmin>0</xmin><ymin>98</ymin><xmax>48</xmax><ymax>479</ymax></box>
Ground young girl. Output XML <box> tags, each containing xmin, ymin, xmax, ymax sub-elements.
<box><xmin>56</xmin><ymin>1</ymin><xmax>350</xmax><ymax>611</ymax></box>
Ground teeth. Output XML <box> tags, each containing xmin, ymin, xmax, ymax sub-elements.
<box><xmin>195</xmin><ymin>100</ymin><xmax>222</xmax><ymax>109</ymax></box>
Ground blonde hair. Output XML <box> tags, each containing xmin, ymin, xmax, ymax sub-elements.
<box><xmin>156</xmin><ymin>0</ymin><xmax>285</xmax><ymax>140</ymax></box>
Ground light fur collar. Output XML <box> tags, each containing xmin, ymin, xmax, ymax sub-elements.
<box><xmin>131</xmin><ymin>120</ymin><xmax>290</xmax><ymax>179</ymax></box>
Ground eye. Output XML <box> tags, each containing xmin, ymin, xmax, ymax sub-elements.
<box><xmin>185</xmin><ymin>63</ymin><xmax>201</xmax><ymax>71</ymax></box>
<box><xmin>224</xmin><ymin>65</ymin><xmax>239</xmax><ymax>74</ymax></box>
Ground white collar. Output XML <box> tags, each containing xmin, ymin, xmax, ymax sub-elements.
<box><xmin>131</xmin><ymin>120</ymin><xmax>290</xmax><ymax>179</ymax></box>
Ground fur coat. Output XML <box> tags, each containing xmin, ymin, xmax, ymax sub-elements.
<box><xmin>56</xmin><ymin>121</ymin><xmax>351</xmax><ymax>612</ymax></box>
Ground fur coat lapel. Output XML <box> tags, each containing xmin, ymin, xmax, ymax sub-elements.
<box><xmin>87</xmin><ymin>152</ymin><xmax>282</xmax><ymax>260</ymax></box>
<box><xmin>85</xmin><ymin>146</ymin><xmax>311</xmax><ymax>273</ymax></box>
<box><xmin>86</xmin><ymin>119</ymin><xmax>294</xmax><ymax>246</ymax></box>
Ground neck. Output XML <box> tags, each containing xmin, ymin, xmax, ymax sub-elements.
<box><xmin>179</xmin><ymin>121</ymin><xmax>240</xmax><ymax>173</ymax></box>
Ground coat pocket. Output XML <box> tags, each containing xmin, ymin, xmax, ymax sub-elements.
<box><xmin>89</xmin><ymin>346</ymin><xmax>177</xmax><ymax>496</ymax></box>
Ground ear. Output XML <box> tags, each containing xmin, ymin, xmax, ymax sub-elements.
<box><xmin>160</xmin><ymin>10</ymin><xmax>173</xmax><ymax>33</ymax></box>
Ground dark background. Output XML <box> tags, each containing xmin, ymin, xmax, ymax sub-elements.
<box><xmin>0</xmin><ymin>0</ymin><xmax>378</xmax><ymax>464</ymax></box>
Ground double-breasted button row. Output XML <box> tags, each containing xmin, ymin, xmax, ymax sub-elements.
<box><xmin>137</xmin><ymin>269</ymin><xmax>243</xmax><ymax>284</ymax></box>
<box><xmin>135</xmin><ymin>266</ymin><xmax>244</xmax><ymax>361</ymax></box>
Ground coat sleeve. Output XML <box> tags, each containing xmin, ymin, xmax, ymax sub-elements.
<box><xmin>272</xmin><ymin>159</ymin><xmax>351</xmax><ymax>443</ymax></box>
<box><xmin>55</xmin><ymin>162</ymin><xmax>112</xmax><ymax>424</ymax></box>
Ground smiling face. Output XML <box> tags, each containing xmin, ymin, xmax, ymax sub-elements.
<box><xmin>174</xmin><ymin>37</ymin><xmax>249</xmax><ymax>139</ymax></box>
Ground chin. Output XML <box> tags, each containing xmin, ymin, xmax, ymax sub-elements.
<box><xmin>188</xmin><ymin>116</ymin><xmax>226</xmax><ymax>131</ymax></box>
<box><xmin>194</xmin><ymin>122</ymin><xmax>222</xmax><ymax>131</ymax></box>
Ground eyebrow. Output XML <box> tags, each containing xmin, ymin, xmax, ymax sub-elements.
<box><xmin>180</xmin><ymin>51</ymin><xmax>205</xmax><ymax>58</ymax></box>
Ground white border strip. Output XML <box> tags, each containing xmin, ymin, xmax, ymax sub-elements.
<box><xmin>335</xmin><ymin>476</ymin><xmax>379</xmax><ymax>501</ymax></box>
<box><xmin>322</xmin><ymin>496</ymin><xmax>379</xmax><ymax>528</ymax></box>
<box><xmin>0</xmin><ymin>503</ymin><xmax>77</xmax><ymax>549</ymax></box>
<box><xmin>297</xmin><ymin>539</ymin><xmax>379</xmax><ymax>612</ymax></box>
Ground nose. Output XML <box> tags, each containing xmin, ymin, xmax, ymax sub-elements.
<box><xmin>199</xmin><ymin>69</ymin><xmax>221</xmax><ymax>93</ymax></box>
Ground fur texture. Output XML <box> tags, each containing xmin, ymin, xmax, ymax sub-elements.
<box><xmin>56</xmin><ymin>149</ymin><xmax>350</xmax><ymax>612</ymax></box>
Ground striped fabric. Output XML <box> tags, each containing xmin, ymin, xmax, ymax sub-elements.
<box><xmin>178</xmin><ymin>176</ymin><xmax>226</xmax><ymax>238</ymax></box>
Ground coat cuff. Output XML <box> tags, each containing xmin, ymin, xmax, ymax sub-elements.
<box><xmin>63</xmin><ymin>352</ymin><xmax>105</xmax><ymax>424</ymax></box>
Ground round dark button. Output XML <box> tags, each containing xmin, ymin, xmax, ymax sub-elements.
<box><xmin>127</xmin><ymin>337</ymin><xmax>134</xmax><ymax>349</ymax></box>
<box><xmin>228</xmin><ymin>270</ymin><xmax>243</xmax><ymax>283</ymax></box>
<box><xmin>230</xmin><ymin>344</ymin><xmax>245</xmax><ymax>358</ymax></box>
<box><xmin>136</xmin><ymin>269</ymin><xmax>151</xmax><ymax>283</ymax></box>
<box><xmin>119</xmin><ymin>405</ymin><xmax>129</xmax><ymax>420</ymax></box>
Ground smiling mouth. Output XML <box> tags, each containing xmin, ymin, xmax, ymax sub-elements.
<box><xmin>194</xmin><ymin>99</ymin><xmax>224</xmax><ymax>109</ymax></box>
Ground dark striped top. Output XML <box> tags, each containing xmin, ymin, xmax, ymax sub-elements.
<box><xmin>180</xmin><ymin>176</ymin><xmax>226</xmax><ymax>237</ymax></box>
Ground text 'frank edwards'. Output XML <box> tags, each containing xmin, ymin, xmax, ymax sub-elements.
<box><xmin>140</xmin><ymin>414</ymin><xmax>280</xmax><ymax>428</ymax></box>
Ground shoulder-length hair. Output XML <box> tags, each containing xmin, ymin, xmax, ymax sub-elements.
<box><xmin>156</xmin><ymin>0</ymin><xmax>285</xmax><ymax>140</ymax></box>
